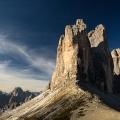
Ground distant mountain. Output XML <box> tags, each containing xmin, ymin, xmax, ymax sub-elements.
<box><xmin>0</xmin><ymin>87</ymin><xmax>40</xmax><ymax>114</ymax></box>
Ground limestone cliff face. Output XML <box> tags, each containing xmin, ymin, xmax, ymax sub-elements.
<box><xmin>111</xmin><ymin>49</ymin><xmax>120</xmax><ymax>75</ymax></box>
<box><xmin>111</xmin><ymin>49</ymin><xmax>120</xmax><ymax>93</ymax></box>
<box><xmin>88</xmin><ymin>25</ymin><xmax>114</xmax><ymax>92</ymax></box>
<box><xmin>50</xmin><ymin>19</ymin><xmax>91</xmax><ymax>90</ymax></box>
<box><xmin>49</xmin><ymin>19</ymin><xmax>114</xmax><ymax>93</ymax></box>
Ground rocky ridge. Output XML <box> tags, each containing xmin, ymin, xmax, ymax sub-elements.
<box><xmin>0</xmin><ymin>87</ymin><xmax>39</xmax><ymax>114</ymax></box>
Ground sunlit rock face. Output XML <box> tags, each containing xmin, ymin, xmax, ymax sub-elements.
<box><xmin>47</xmin><ymin>19</ymin><xmax>114</xmax><ymax>93</ymax></box>
<box><xmin>50</xmin><ymin>19</ymin><xmax>91</xmax><ymax>90</ymax></box>
<box><xmin>88</xmin><ymin>24</ymin><xmax>114</xmax><ymax>93</ymax></box>
<box><xmin>111</xmin><ymin>49</ymin><xmax>120</xmax><ymax>75</ymax></box>
<box><xmin>111</xmin><ymin>49</ymin><xmax>120</xmax><ymax>93</ymax></box>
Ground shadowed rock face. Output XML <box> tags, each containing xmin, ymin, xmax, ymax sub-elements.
<box><xmin>111</xmin><ymin>49</ymin><xmax>120</xmax><ymax>93</ymax></box>
<box><xmin>49</xmin><ymin>19</ymin><xmax>114</xmax><ymax>93</ymax></box>
<box><xmin>88</xmin><ymin>25</ymin><xmax>114</xmax><ymax>93</ymax></box>
<box><xmin>50</xmin><ymin>19</ymin><xmax>92</xmax><ymax>90</ymax></box>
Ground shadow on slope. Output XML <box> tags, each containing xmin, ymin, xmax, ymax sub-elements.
<box><xmin>77</xmin><ymin>40</ymin><xmax>120</xmax><ymax>112</ymax></box>
<box><xmin>80</xmin><ymin>82</ymin><xmax>120</xmax><ymax>112</ymax></box>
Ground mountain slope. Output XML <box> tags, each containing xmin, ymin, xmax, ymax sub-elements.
<box><xmin>0</xmin><ymin>84</ymin><xmax>120</xmax><ymax>120</ymax></box>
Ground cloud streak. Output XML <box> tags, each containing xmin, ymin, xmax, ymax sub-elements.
<box><xmin>0</xmin><ymin>34</ymin><xmax>56</xmax><ymax>92</ymax></box>
<box><xmin>0</xmin><ymin>60</ymin><xmax>11</xmax><ymax>69</ymax></box>
<box><xmin>0</xmin><ymin>34</ymin><xmax>55</xmax><ymax>76</ymax></box>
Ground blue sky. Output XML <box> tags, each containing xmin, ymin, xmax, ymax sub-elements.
<box><xmin>0</xmin><ymin>0</ymin><xmax>119</xmax><ymax>92</ymax></box>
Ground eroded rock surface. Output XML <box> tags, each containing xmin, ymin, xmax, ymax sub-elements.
<box><xmin>50</xmin><ymin>19</ymin><xmax>91</xmax><ymax>90</ymax></box>
<box><xmin>111</xmin><ymin>49</ymin><xmax>120</xmax><ymax>75</ymax></box>
<box><xmin>49</xmin><ymin>20</ymin><xmax>114</xmax><ymax>93</ymax></box>
<box><xmin>88</xmin><ymin>24</ymin><xmax>114</xmax><ymax>93</ymax></box>
<box><xmin>111</xmin><ymin>48</ymin><xmax>120</xmax><ymax>93</ymax></box>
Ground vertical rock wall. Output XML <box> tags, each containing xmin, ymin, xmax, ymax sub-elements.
<box><xmin>50</xmin><ymin>19</ymin><xmax>91</xmax><ymax>90</ymax></box>
<box><xmin>111</xmin><ymin>49</ymin><xmax>120</xmax><ymax>93</ymax></box>
<box><xmin>88</xmin><ymin>25</ymin><xmax>114</xmax><ymax>92</ymax></box>
<box><xmin>48</xmin><ymin>19</ymin><xmax>114</xmax><ymax>93</ymax></box>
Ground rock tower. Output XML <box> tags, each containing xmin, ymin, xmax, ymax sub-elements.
<box><xmin>48</xmin><ymin>19</ymin><xmax>114</xmax><ymax>93</ymax></box>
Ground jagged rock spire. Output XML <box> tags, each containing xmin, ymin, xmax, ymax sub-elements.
<box><xmin>88</xmin><ymin>24</ymin><xmax>114</xmax><ymax>92</ymax></box>
<box><xmin>50</xmin><ymin>19</ymin><xmax>91</xmax><ymax>90</ymax></box>
<box><xmin>88</xmin><ymin>24</ymin><xmax>107</xmax><ymax>48</ymax></box>
<box><xmin>111</xmin><ymin>48</ymin><xmax>120</xmax><ymax>75</ymax></box>
<box><xmin>48</xmin><ymin>19</ymin><xmax>114</xmax><ymax>93</ymax></box>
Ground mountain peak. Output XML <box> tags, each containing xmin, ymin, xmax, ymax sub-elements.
<box><xmin>76</xmin><ymin>19</ymin><xmax>87</xmax><ymax>30</ymax></box>
<box><xmin>95</xmin><ymin>24</ymin><xmax>105</xmax><ymax>30</ymax></box>
<box><xmin>76</xmin><ymin>19</ymin><xmax>85</xmax><ymax>25</ymax></box>
<box><xmin>49</xmin><ymin>19</ymin><xmax>113</xmax><ymax>93</ymax></box>
<box><xmin>13</xmin><ymin>87</ymin><xmax>23</xmax><ymax>92</ymax></box>
<box><xmin>11</xmin><ymin>87</ymin><xmax>23</xmax><ymax>96</ymax></box>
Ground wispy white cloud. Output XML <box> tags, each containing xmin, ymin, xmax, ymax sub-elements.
<box><xmin>0</xmin><ymin>60</ymin><xmax>49</xmax><ymax>92</ymax></box>
<box><xmin>0</xmin><ymin>60</ymin><xmax>11</xmax><ymax>69</ymax></box>
<box><xmin>0</xmin><ymin>34</ymin><xmax>55</xmax><ymax>76</ymax></box>
<box><xmin>0</xmin><ymin>73</ymin><xmax>48</xmax><ymax>93</ymax></box>
<box><xmin>0</xmin><ymin>34</ymin><xmax>56</xmax><ymax>92</ymax></box>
